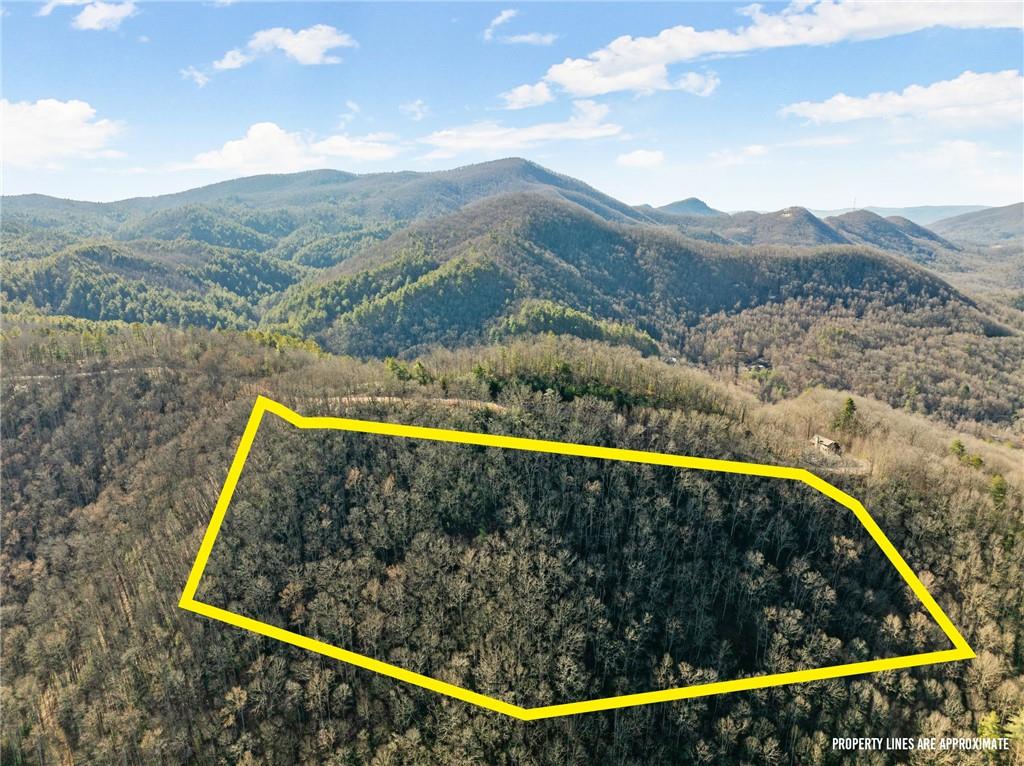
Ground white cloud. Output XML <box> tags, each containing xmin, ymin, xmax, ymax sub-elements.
<box><xmin>483</xmin><ymin>8</ymin><xmax>557</xmax><ymax>46</ymax></box>
<box><xmin>420</xmin><ymin>100</ymin><xmax>621</xmax><ymax>159</ymax></box>
<box><xmin>400</xmin><ymin>99</ymin><xmax>430</xmax><ymax>121</ymax></box>
<box><xmin>1</xmin><ymin>98</ymin><xmax>123</xmax><ymax>168</ymax></box>
<box><xmin>72</xmin><ymin>1</ymin><xmax>135</xmax><ymax>31</ymax></box>
<box><xmin>616</xmin><ymin>149</ymin><xmax>665</xmax><ymax>168</ymax></box>
<box><xmin>213</xmin><ymin>24</ymin><xmax>357</xmax><ymax>71</ymax></box>
<box><xmin>181</xmin><ymin>122</ymin><xmax>401</xmax><ymax>175</ymax></box>
<box><xmin>509</xmin><ymin>1</ymin><xmax>1021</xmax><ymax>100</ymax></box>
<box><xmin>483</xmin><ymin>9</ymin><xmax>518</xmax><ymax>41</ymax></box>
<box><xmin>213</xmin><ymin>49</ymin><xmax>252</xmax><ymax>71</ymax></box>
<box><xmin>180</xmin><ymin>66</ymin><xmax>210</xmax><ymax>88</ymax></box>
<box><xmin>338</xmin><ymin>100</ymin><xmax>361</xmax><ymax>127</ymax></box>
<box><xmin>250</xmin><ymin>25</ymin><xmax>356</xmax><ymax>64</ymax></box>
<box><xmin>782</xmin><ymin>69</ymin><xmax>1023</xmax><ymax>126</ymax></box>
<box><xmin>676</xmin><ymin>71</ymin><xmax>720</xmax><ymax>97</ymax></box>
<box><xmin>500</xmin><ymin>82</ymin><xmax>554</xmax><ymax>110</ymax></box>
<box><xmin>502</xmin><ymin>32</ymin><xmax>558</xmax><ymax>46</ymax></box>
<box><xmin>37</xmin><ymin>0</ymin><xmax>89</xmax><ymax>17</ymax></box>
<box><xmin>315</xmin><ymin>133</ymin><xmax>400</xmax><ymax>161</ymax></box>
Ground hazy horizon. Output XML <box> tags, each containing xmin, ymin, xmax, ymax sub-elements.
<box><xmin>3</xmin><ymin>158</ymin><xmax>1018</xmax><ymax>215</ymax></box>
<box><xmin>2</xmin><ymin>2</ymin><xmax>1022</xmax><ymax>209</ymax></box>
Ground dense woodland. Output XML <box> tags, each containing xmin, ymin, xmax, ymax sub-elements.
<box><xmin>2</xmin><ymin>160</ymin><xmax>1023</xmax><ymax>763</ymax></box>
<box><xmin>1</xmin><ymin>321</ymin><xmax>1022</xmax><ymax>764</ymax></box>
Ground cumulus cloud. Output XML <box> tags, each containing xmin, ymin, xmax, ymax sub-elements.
<box><xmin>616</xmin><ymin>149</ymin><xmax>665</xmax><ymax>168</ymax></box>
<box><xmin>180</xmin><ymin>122</ymin><xmax>400</xmax><ymax>175</ymax></box>
<box><xmin>2</xmin><ymin>98</ymin><xmax>123</xmax><ymax>168</ymax></box>
<box><xmin>213</xmin><ymin>49</ymin><xmax>252</xmax><ymax>71</ymax></box>
<box><xmin>213</xmin><ymin>24</ymin><xmax>357</xmax><ymax>71</ymax></box>
<box><xmin>506</xmin><ymin>0</ymin><xmax>1020</xmax><ymax>102</ymax></box>
<box><xmin>782</xmin><ymin>69</ymin><xmax>1023</xmax><ymax>126</ymax></box>
<box><xmin>500</xmin><ymin>82</ymin><xmax>555</xmax><ymax>110</ymax></box>
<box><xmin>420</xmin><ymin>100</ymin><xmax>621</xmax><ymax>159</ymax></box>
<box><xmin>400</xmin><ymin>99</ymin><xmax>430</xmax><ymax>121</ymax></box>
<box><xmin>71</xmin><ymin>1</ymin><xmax>135</xmax><ymax>30</ymax></box>
<box><xmin>180</xmin><ymin>66</ymin><xmax>210</xmax><ymax>88</ymax></box>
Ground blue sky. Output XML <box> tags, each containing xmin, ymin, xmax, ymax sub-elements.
<box><xmin>2</xmin><ymin>1</ymin><xmax>1022</xmax><ymax>209</ymax></box>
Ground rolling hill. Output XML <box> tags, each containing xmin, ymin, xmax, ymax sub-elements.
<box><xmin>262</xmin><ymin>192</ymin><xmax>967</xmax><ymax>349</ymax></box>
<box><xmin>823</xmin><ymin>209</ymin><xmax>958</xmax><ymax>263</ymax></box>
<box><xmin>931</xmin><ymin>203</ymin><xmax>1024</xmax><ymax>246</ymax></box>
<box><xmin>4</xmin><ymin>158</ymin><xmax>651</xmax><ymax>227</ymax></box>
<box><xmin>4</xmin><ymin>159</ymin><xmax>1022</xmax><ymax>426</ymax></box>
<box><xmin>6</xmin><ymin>160</ymin><xmax>975</xmax><ymax>278</ymax></box>
<box><xmin>811</xmin><ymin>205</ymin><xmax>990</xmax><ymax>225</ymax></box>
<box><xmin>656</xmin><ymin>197</ymin><xmax>726</xmax><ymax>217</ymax></box>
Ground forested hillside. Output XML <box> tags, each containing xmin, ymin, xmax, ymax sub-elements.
<box><xmin>4</xmin><ymin>161</ymin><xmax>1023</xmax><ymax>432</ymax></box>
<box><xmin>931</xmin><ymin>203</ymin><xmax>1024</xmax><ymax>247</ymax></box>
<box><xmin>1</xmin><ymin>320</ymin><xmax>1022</xmax><ymax>764</ymax></box>
<box><xmin>262</xmin><ymin>194</ymin><xmax>1024</xmax><ymax>426</ymax></box>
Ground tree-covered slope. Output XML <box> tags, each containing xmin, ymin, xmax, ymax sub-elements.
<box><xmin>656</xmin><ymin>197</ymin><xmax>726</xmax><ymax>217</ymax></box>
<box><xmin>4</xmin><ymin>162</ymin><xmax>1021</xmax><ymax>428</ymax></box>
<box><xmin>0</xmin><ymin>240</ymin><xmax>305</xmax><ymax>328</ymax></box>
<box><xmin>931</xmin><ymin>203</ymin><xmax>1024</xmax><ymax>246</ymax></box>
<box><xmin>825</xmin><ymin>210</ymin><xmax>958</xmax><ymax>263</ymax></box>
<box><xmin>3</xmin><ymin>158</ymin><xmax>652</xmax><ymax>226</ymax></box>
<box><xmin>258</xmin><ymin>193</ymin><xmax>1024</xmax><ymax>426</ymax></box>
<box><xmin>1</xmin><ymin>321</ymin><xmax>1021</xmax><ymax>765</ymax></box>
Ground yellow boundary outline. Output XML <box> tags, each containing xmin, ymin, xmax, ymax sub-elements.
<box><xmin>179</xmin><ymin>395</ymin><xmax>974</xmax><ymax>720</ymax></box>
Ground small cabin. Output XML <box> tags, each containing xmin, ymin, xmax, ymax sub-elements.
<box><xmin>811</xmin><ymin>434</ymin><xmax>842</xmax><ymax>455</ymax></box>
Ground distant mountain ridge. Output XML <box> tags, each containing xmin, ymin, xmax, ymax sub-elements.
<box><xmin>5</xmin><ymin>159</ymin><xmax>649</xmax><ymax>225</ymax></box>
<box><xmin>6</xmin><ymin>159</ymin><xmax>975</xmax><ymax>262</ymax></box>
<box><xmin>4</xmin><ymin>158</ymin><xmax>1021</xmax><ymax>430</ymax></box>
<box><xmin>656</xmin><ymin>197</ymin><xmax>726</xmax><ymax>217</ymax></box>
<box><xmin>824</xmin><ymin>210</ymin><xmax>959</xmax><ymax>262</ymax></box>
<box><xmin>258</xmin><ymin>190</ymin><xmax>983</xmax><ymax>359</ymax></box>
<box><xmin>810</xmin><ymin>205</ymin><xmax>990</xmax><ymax>225</ymax></box>
<box><xmin>3</xmin><ymin>159</ymin><xmax>1014</xmax><ymax>311</ymax></box>
<box><xmin>930</xmin><ymin>203</ymin><xmax>1024</xmax><ymax>246</ymax></box>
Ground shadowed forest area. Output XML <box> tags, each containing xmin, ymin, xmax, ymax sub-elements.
<box><xmin>2</xmin><ymin>320</ymin><xmax>1022</xmax><ymax>764</ymax></box>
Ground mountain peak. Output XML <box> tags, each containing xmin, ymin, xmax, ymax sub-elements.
<box><xmin>657</xmin><ymin>197</ymin><xmax>725</xmax><ymax>217</ymax></box>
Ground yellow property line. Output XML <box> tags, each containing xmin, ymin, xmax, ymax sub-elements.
<box><xmin>179</xmin><ymin>395</ymin><xmax>974</xmax><ymax>720</ymax></box>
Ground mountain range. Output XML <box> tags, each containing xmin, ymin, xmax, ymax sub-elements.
<box><xmin>810</xmin><ymin>205</ymin><xmax>990</xmax><ymax>225</ymax></box>
<box><xmin>3</xmin><ymin>157</ymin><xmax>1022</xmax><ymax>425</ymax></box>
